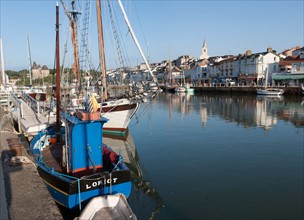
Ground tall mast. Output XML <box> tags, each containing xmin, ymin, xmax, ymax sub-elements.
<box><xmin>60</xmin><ymin>0</ymin><xmax>81</xmax><ymax>85</ymax></box>
<box><xmin>117</xmin><ymin>0</ymin><xmax>157</xmax><ymax>84</ymax></box>
<box><xmin>96</xmin><ymin>0</ymin><xmax>107</xmax><ymax>100</ymax></box>
<box><xmin>26</xmin><ymin>34</ymin><xmax>33</xmax><ymax>85</ymax></box>
<box><xmin>55</xmin><ymin>2</ymin><xmax>61</xmax><ymax>142</ymax></box>
<box><xmin>0</xmin><ymin>39</ymin><xmax>6</xmax><ymax>87</ymax></box>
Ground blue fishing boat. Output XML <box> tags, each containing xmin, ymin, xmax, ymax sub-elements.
<box><xmin>30</xmin><ymin>3</ymin><xmax>131</xmax><ymax>210</ymax></box>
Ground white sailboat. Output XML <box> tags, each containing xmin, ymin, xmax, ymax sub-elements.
<box><xmin>175</xmin><ymin>70</ymin><xmax>187</xmax><ymax>93</ymax></box>
<box><xmin>257</xmin><ymin>66</ymin><xmax>284</xmax><ymax>96</ymax></box>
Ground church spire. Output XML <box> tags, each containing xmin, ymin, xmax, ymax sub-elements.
<box><xmin>201</xmin><ymin>37</ymin><xmax>208</xmax><ymax>59</ymax></box>
<box><xmin>203</xmin><ymin>38</ymin><xmax>207</xmax><ymax>48</ymax></box>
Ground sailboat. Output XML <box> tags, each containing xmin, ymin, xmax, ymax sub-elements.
<box><xmin>30</xmin><ymin>3</ymin><xmax>131</xmax><ymax>210</ymax></box>
<box><xmin>61</xmin><ymin>0</ymin><xmax>158</xmax><ymax>136</ymax></box>
<box><xmin>175</xmin><ymin>70</ymin><xmax>187</xmax><ymax>93</ymax></box>
<box><xmin>257</xmin><ymin>66</ymin><xmax>284</xmax><ymax>96</ymax></box>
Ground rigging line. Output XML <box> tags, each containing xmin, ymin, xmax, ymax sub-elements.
<box><xmin>106</xmin><ymin>0</ymin><xmax>132</xmax><ymax>82</ymax></box>
<box><xmin>107</xmin><ymin>0</ymin><xmax>126</xmax><ymax>69</ymax></box>
<box><xmin>107</xmin><ymin>0</ymin><xmax>132</xmax><ymax>70</ymax></box>
<box><xmin>132</xmin><ymin>0</ymin><xmax>148</xmax><ymax>54</ymax></box>
<box><xmin>128</xmin><ymin>97</ymin><xmax>156</xmax><ymax>128</ymax></box>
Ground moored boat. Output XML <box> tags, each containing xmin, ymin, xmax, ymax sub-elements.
<box><xmin>100</xmin><ymin>99</ymin><xmax>139</xmax><ymax>136</ymax></box>
<box><xmin>30</xmin><ymin>3</ymin><xmax>131</xmax><ymax>210</ymax></box>
<box><xmin>175</xmin><ymin>85</ymin><xmax>187</xmax><ymax>93</ymax></box>
<box><xmin>256</xmin><ymin>88</ymin><xmax>284</xmax><ymax>96</ymax></box>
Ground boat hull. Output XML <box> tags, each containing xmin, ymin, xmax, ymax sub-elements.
<box><xmin>36</xmin><ymin>163</ymin><xmax>131</xmax><ymax>209</ymax></box>
<box><xmin>256</xmin><ymin>88</ymin><xmax>284</xmax><ymax>96</ymax></box>
<box><xmin>78</xmin><ymin>194</ymin><xmax>137</xmax><ymax>220</ymax></box>
<box><xmin>101</xmin><ymin>100</ymin><xmax>139</xmax><ymax>136</ymax></box>
<box><xmin>31</xmin><ymin>124</ymin><xmax>132</xmax><ymax>210</ymax></box>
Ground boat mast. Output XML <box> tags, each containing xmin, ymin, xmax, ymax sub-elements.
<box><xmin>55</xmin><ymin>2</ymin><xmax>61</xmax><ymax>142</ymax></box>
<box><xmin>0</xmin><ymin>39</ymin><xmax>6</xmax><ymax>87</ymax></box>
<box><xmin>96</xmin><ymin>0</ymin><xmax>107</xmax><ymax>101</ymax></box>
<box><xmin>26</xmin><ymin>34</ymin><xmax>33</xmax><ymax>85</ymax></box>
<box><xmin>60</xmin><ymin>0</ymin><xmax>81</xmax><ymax>86</ymax></box>
<box><xmin>117</xmin><ymin>0</ymin><xmax>157</xmax><ymax>84</ymax></box>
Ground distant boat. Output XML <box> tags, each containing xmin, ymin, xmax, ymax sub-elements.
<box><xmin>256</xmin><ymin>88</ymin><xmax>284</xmax><ymax>96</ymax></box>
<box><xmin>77</xmin><ymin>194</ymin><xmax>137</xmax><ymax>220</ymax></box>
<box><xmin>175</xmin><ymin>85</ymin><xmax>187</xmax><ymax>93</ymax></box>
<box><xmin>175</xmin><ymin>71</ymin><xmax>187</xmax><ymax>93</ymax></box>
<box><xmin>256</xmin><ymin>66</ymin><xmax>284</xmax><ymax>96</ymax></box>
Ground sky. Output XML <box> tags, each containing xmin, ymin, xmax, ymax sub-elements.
<box><xmin>0</xmin><ymin>0</ymin><xmax>303</xmax><ymax>71</ymax></box>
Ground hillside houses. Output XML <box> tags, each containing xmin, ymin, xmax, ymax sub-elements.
<box><xmin>133</xmin><ymin>43</ymin><xmax>304</xmax><ymax>86</ymax></box>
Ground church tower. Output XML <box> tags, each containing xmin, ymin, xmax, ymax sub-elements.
<box><xmin>201</xmin><ymin>38</ymin><xmax>208</xmax><ymax>60</ymax></box>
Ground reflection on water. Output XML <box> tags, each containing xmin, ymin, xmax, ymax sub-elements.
<box><xmin>158</xmin><ymin>93</ymin><xmax>304</xmax><ymax>130</ymax></box>
<box><xmin>129</xmin><ymin>92</ymin><xmax>303</xmax><ymax>220</ymax></box>
<box><xmin>103</xmin><ymin>131</ymin><xmax>164</xmax><ymax>219</ymax></box>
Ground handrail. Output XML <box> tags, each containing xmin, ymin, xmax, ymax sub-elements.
<box><xmin>10</xmin><ymin>92</ymin><xmax>22</xmax><ymax>132</ymax></box>
<box><xmin>21</xmin><ymin>91</ymin><xmax>41</xmax><ymax>117</ymax></box>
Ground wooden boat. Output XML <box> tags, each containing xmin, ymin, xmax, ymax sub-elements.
<box><xmin>77</xmin><ymin>194</ymin><xmax>137</xmax><ymax>220</ymax></box>
<box><xmin>30</xmin><ymin>4</ymin><xmax>131</xmax><ymax>210</ymax></box>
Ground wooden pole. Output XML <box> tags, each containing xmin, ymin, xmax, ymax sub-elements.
<box><xmin>96</xmin><ymin>0</ymin><xmax>107</xmax><ymax>101</ymax></box>
<box><xmin>56</xmin><ymin>2</ymin><xmax>61</xmax><ymax>142</ymax></box>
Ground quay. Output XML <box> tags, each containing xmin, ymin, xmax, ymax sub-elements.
<box><xmin>0</xmin><ymin>107</ymin><xmax>63</xmax><ymax>220</ymax></box>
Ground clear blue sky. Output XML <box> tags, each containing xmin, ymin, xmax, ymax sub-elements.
<box><xmin>1</xmin><ymin>0</ymin><xmax>303</xmax><ymax>71</ymax></box>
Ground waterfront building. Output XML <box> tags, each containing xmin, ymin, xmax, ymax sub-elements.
<box><xmin>291</xmin><ymin>46</ymin><xmax>304</xmax><ymax>56</ymax></box>
<box><xmin>233</xmin><ymin>48</ymin><xmax>280</xmax><ymax>85</ymax></box>
<box><xmin>272</xmin><ymin>53</ymin><xmax>304</xmax><ymax>85</ymax></box>
<box><xmin>187</xmin><ymin>60</ymin><xmax>208</xmax><ymax>84</ymax></box>
<box><xmin>278</xmin><ymin>45</ymin><xmax>301</xmax><ymax>59</ymax></box>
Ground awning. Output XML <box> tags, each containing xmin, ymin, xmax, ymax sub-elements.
<box><xmin>238</xmin><ymin>74</ymin><xmax>257</xmax><ymax>81</ymax></box>
<box><xmin>272</xmin><ymin>74</ymin><xmax>304</xmax><ymax>80</ymax></box>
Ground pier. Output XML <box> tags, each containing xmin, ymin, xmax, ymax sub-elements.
<box><xmin>8</xmin><ymin>91</ymin><xmax>55</xmax><ymax>137</ymax></box>
<box><xmin>0</xmin><ymin>107</ymin><xmax>63</xmax><ymax>220</ymax></box>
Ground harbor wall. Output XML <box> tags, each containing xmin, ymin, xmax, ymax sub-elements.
<box><xmin>160</xmin><ymin>85</ymin><xmax>303</xmax><ymax>96</ymax></box>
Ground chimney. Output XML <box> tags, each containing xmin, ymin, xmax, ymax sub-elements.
<box><xmin>267</xmin><ymin>47</ymin><xmax>273</xmax><ymax>53</ymax></box>
<box><xmin>245</xmin><ymin>50</ymin><xmax>252</xmax><ymax>56</ymax></box>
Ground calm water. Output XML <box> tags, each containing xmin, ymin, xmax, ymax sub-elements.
<box><xmin>123</xmin><ymin>93</ymin><xmax>303</xmax><ymax>220</ymax></box>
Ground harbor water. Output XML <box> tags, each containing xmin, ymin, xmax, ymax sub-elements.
<box><xmin>124</xmin><ymin>92</ymin><xmax>303</xmax><ymax>220</ymax></box>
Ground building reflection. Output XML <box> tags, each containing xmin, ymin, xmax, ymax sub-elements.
<box><xmin>158</xmin><ymin>93</ymin><xmax>304</xmax><ymax>130</ymax></box>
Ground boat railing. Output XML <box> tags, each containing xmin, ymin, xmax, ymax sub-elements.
<box><xmin>10</xmin><ymin>92</ymin><xmax>23</xmax><ymax>132</ymax></box>
<box><xmin>0</xmin><ymin>91</ymin><xmax>10</xmax><ymax>107</ymax></box>
<box><xmin>21</xmin><ymin>91</ymin><xmax>43</xmax><ymax>117</ymax></box>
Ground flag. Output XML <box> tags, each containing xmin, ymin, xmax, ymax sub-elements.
<box><xmin>88</xmin><ymin>95</ymin><xmax>99</xmax><ymax>113</ymax></box>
